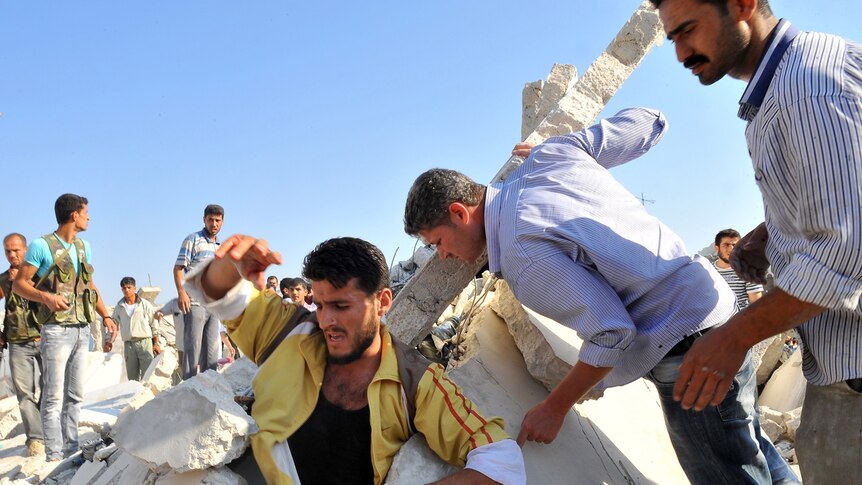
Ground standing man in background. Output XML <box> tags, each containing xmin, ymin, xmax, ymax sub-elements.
<box><xmin>13</xmin><ymin>194</ymin><xmax>117</xmax><ymax>461</ymax></box>
<box><xmin>173</xmin><ymin>204</ymin><xmax>223</xmax><ymax>379</ymax></box>
<box><xmin>111</xmin><ymin>276</ymin><xmax>160</xmax><ymax>381</ymax></box>
<box><xmin>713</xmin><ymin>229</ymin><xmax>763</xmax><ymax>309</ymax></box>
<box><xmin>0</xmin><ymin>233</ymin><xmax>44</xmax><ymax>457</ymax></box>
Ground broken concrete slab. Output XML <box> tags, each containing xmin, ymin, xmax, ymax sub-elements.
<box><xmin>79</xmin><ymin>380</ymin><xmax>149</xmax><ymax>434</ymax></box>
<box><xmin>84</xmin><ymin>352</ymin><xmax>127</xmax><ymax>395</ymax></box>
<box><xmin>142</xmin><ymin>346</ymin><xmax>179</xmax><ymax>396</ymax></box>
<box><xmin>754</xmin><ymin>334</ymin><xmax>785</xmax><ymax>385</ymax></box>
<box><xmin>759</xmin><ymin>349</ymin><xmax>806</xmax><ymax>412</ymax></box>
<box><xmin>111</xmin><ymin>370</ymin><xmax>256</xmax><ymax>473</ymax></box>
<box><xmin>218</xmin><ymin>358</ymin><xmax>257</xmax><ymax>396</ymax></box>
<box><xmin>392</xmin><ymin>299</ymin><xmax>686</xmax><ymax>484</ymax></box>
<box><xmin>0</xmin><ymin>397</ymin><xmax>22</xmax><ymax>441</ymax></box>
<box><xmin>783</xmin><ymin>407</ymin><xmax>802</xmax><ymax>443</ymax></box>
<box><xmin>522</xmin><ymin>64</ymin><xmax>579</xmax><ymax>140</ymax></box>
<box><xmin>90</xmin><ymin>450</ymin><xmax>155</xmax><ymax>485</ymax></box>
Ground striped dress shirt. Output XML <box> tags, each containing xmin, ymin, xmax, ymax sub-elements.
<box><xmin>485</xmin><ymin>107</ymin><xmax>736</xmax><ymax>389</ymax></box>
<box><xmin>740</xmin><ymin>20</ymin><xmax>862</xmax><ymax>386</ymax></box>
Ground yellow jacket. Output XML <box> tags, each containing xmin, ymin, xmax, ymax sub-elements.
<box><xmin>225</xmin><ymin>289</ymin><xmax>511</xmax><ymax>484</ymax></box>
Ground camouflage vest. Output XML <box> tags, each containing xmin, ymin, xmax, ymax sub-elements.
<box><xmin>33</xmin><ymin>234</ymin><xmax>97</xmax><ymax>325</ymax></box>
<box><xmin>0</xmin><ymin>270</ymin><xmax>41</xmax><ymax>343</ymax></box>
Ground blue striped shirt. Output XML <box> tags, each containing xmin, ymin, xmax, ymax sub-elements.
<box><xmin>485</xmin><ymin>107</ymin><xmax>736</xmax><ymax>389</ymax></box>
<box><xmin>175</xmin><ymin>229</ymin><xmax>220</xmax><ymax>273</ymax></box>
<box><xmin>739</xmin><ymin>20</ymin><xmax>862</xmax><ymax>386</ymax></box>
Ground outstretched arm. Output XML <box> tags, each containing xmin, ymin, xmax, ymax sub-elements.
<box><xmin>198</xmin><ymin>234</ymin><xmax>282</xmax><ymax>300</ymax></box>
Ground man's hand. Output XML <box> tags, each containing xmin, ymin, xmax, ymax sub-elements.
<box><xmin>103</xmin><ymin>341</ymin><xmax>113</xmax><ymax>353</ymax></box>
<box><xmin>177</xmin><ymin>289</ymin><xmax>191</xmax><ymax>314</ymax></box>
<box><xmin>104</xmin><ymin>318</ymin><xmax>118</xmax><ymax>342</ymax></box>
<box><xmin>517</xmin><ymin>399</ymin><xmax>568</xmax><ymax>446</ymax></box>
<box><xmin>672</xmin><ymin>327</ymin><xmax>747</xmax><ymax>411</ymax></box>
<box><xmin>730</xmin><ymin>223</ymin><xmax>769</xmax><ymax>285</ymax></box>
<box><xmin>154</xmin><ymin>310</ymin><xmax>164</xmax><ymax>320</ymax></box>
<box><xmin>43</xmin><ymin>293</ymin><xmax>70</xmax><ymax>312</ymax></box>
<box><xmin>512</xmin><ymin>142</ymin><xmax>534</xmax><ymax>158</ymax></box>
<box><xmin>153</xmin><ymin>342</ymin><xmax>162</xmax><ymax>355</ymax></box>
<box><xmin>214</xmin><ymin>235</ymin><xmax>282</xmax><ymax>290</ymax></box>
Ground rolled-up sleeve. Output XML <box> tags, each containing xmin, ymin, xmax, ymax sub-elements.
<box><xmin>776</xmin><ymin>94</ymin><xmax>862</xmax><ymax>312</ymax></box>
<box><xmin>414</xmin><ymin>363</ymin><xmax>524</xmax><ymax>484</ymax></box>
<box><xmin>510</xmin><ymin>254</ymin><xmax>636</xmax><ymax>369</ymax></box>
<box><xmin>547</xmin><ymin>107</ymin><xmax>668</xmax><ymax>170</ymax></box>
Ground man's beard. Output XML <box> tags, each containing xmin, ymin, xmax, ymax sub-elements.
<box><xmin>327</xmin><ymin>322</ymin><xmax>378</xmax><ymax>365</ymax></box>
<box><xmin>718</xmin><ymin>254</ymin><xmax>731</xmax><ymax>264</ymax></box>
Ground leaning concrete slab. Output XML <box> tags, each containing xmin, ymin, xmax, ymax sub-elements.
<box><xmin>386</xmin><ymin>303</ymin><xmax>687</xmax><ymax>484</ymax></box>
<box><xmin>389</xmin><ymin>0</ymin><xmax>665</xmax><ymax>346</ymax></box>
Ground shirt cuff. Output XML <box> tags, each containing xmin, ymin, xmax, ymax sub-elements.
<box><xmin>464</xmin><ymin>439</ymin><xmax>526</xmax><ymax>485</ymax></box>
<box><xmin>777</xmin><ymin>254</ymin><xmax>862</xmax><ymax>312</ymax></box>
<box><xmin>182</xmin><ymin>259</ymin><xmax>255</xmax><ymax>321</ymax></box>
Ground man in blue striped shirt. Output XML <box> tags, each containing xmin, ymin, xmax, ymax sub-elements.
<box><xmin>173</xmin><ymin>204</ymin><xmax>224</xmax><ymax>379</ymax></box>
<box><xmin>404</xmin><ymin>107</ymin><xmax>795</xmax><ymax>484</ymax></box>
<box><xmin>653</xmin><ymin>0</ymin><xmax>862</xmax><ymax>482</ymax></box>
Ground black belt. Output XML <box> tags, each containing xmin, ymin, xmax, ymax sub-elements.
<box><xmin>665</xmin><ymin>328</ymin><xmax>711</xmax><ymax>357</ymax></box>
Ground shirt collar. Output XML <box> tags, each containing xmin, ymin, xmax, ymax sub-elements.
<box><xmin>484</xmin><ymin>183</ymin><xmax>503</xmax><ymax>274</ymax></box>
<box><xmin>738</xmin><ymin>19</ymin><xmax>800</xmax><ymax>121</ymax></box>
<box><xmin>198</xmin><ymin>228</ymin><xmax>219</xmax><ymax>244</ymax></box>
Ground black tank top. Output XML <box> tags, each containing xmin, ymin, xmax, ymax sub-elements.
<box><xmin>287</xmin><ymin>390</ymin><xmax>374</xmax><ymax>484</ymax></box>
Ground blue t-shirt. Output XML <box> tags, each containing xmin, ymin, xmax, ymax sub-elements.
<box><xmin>24</xmin><ymin>235</ymin><xmax>93</xmax><ymax>278</ymax></box>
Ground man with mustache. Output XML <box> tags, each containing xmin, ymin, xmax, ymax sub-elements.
<box><xmin>651</xmin><ymin>0</ymin><xmax>862</xmax><ymax>482</ymax></box>
<box><xmin>184</xmin><ymin>235</ymin><xmax>525</xmax><ymax>484</ymax></box>
<box><xmin>404</xmin><ymin>107</ymin><xmax>795</xmax><ymax>484</ymax></box>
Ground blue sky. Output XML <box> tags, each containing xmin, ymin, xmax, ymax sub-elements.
<box><xmin>2</xmin><ymin>1</ymin><xmax>860</xmax><ymax>304</ymax></box>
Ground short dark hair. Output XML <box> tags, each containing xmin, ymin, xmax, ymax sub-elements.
<box><xmin>648</xmin><ymin>0</ymin><xmax>771</xmax><ymax>16</ymax></box>
<box><xmin>55</xmin><ymin>194</ymin><xmax>89</xmax><ymax>224</ymax></box>
<box><xmin>714</xmin><ymin>229</ymin><xmax>741</xmax><ymax>246</ymax></box>
<box><xmin>3</xmin><ymin>233</ymin><xmax>26</xmax><ymax>246</ymax></box>
<box><xmin>302</xmin><ymin>237</ymin><xmax>389</xmax><ymax>296</ymax></box>
<box><xmin>120</xmin><ymin>276</ymin><xmax>136</xmax><ymax>287</ymax></box>
<box><xmin>285</xmin><ymin>277</ymin><xmax>308</xmax><ymax>290</ymax></box>
<box><xmin>204</xmin><ymin>204</ymin><xmax>224</xmax><ymax>217</ymax></box>
<box><xmin>279</xmin><ymin>277</ymin><xmax>292</xmax><ymax>291</ymax></box>
<box><xmin>403</xmin><ymin>169</ymin><xmax>485</xmax><ymax>236</ymax></box>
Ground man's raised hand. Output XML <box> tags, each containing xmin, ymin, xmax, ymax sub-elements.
<box><xmin>214</xmin><ymin>234</ymin><xmax>283</xmax><ymax>290</ymax></box>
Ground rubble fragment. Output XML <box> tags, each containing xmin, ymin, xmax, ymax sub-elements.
<box><xmin>111</xmin><ymin>370</ymin><xmax>256</xmax><ymax>473</ymax></box>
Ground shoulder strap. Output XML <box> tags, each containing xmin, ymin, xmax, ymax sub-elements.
<box><xmin>391</xmin><ymin>335</ymin><xmax>430</xmax><ymax>435</ymax></box>
<box><xmin>33</xmin><ymin>234</ymin><xmax>76</xmax><ymax>290</ymax></box>
<box><xmin>256</xmin><ymin>306</ymin><xmax>318</xmax><ymax>366</ymax></box>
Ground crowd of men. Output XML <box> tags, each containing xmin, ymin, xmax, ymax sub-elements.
<box><xmin>0</xmin><ymin>0</ymin><xmax>858</xmax><ymax>483</ymax></box>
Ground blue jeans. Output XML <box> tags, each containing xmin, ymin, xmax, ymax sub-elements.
<box><xmin>9</xmin><ymin>339</ymin><xmax>43</xmax><ymax>444</ymax></box>
<box><xmin>646</xmin><ymin>352</ymin><xmax>799</xmax><ymax>485</ymax></box>
<box><xmin>40</xmin><ymin>324</ymin><xmax>88</xmax><ymax>460</ymax></box>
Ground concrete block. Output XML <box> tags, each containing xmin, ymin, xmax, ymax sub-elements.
<box><xmin>782</xmin><ymin>407</ymin><xmax>802</xmax><ymax>443</ymax></box>
<box><xmin>111</xmin><ymin>370</ymin><xmax>257</xmax><ymax>473</ymax></box>
<box><xmin>70</xmin><ymin>459</ymin><xmax>108</xmax><ymax>485</ymax></box>
<box><xmin>142</xmin><ymin>346</ymin><xmax>179</xmax><ymax>396</ymax></box>
<box><xmin>84</xmin><ymin>352</ymin><xmax>127</xmax><ymax>395</ymax></box>
<box><xmin>91</xmin><ymin>450</ymin><xmax>154</xmax><ymax>485</ymax></box>
<box><xmin>760</xmin><ymin>418</ymin><xmax>784</xmax><ymax>444</ymax></box>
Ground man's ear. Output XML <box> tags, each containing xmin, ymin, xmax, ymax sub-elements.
<box><xmin>730</xmin><ymin>0</ymin><xmax>758</xmax><ymax>22</ymax></box>
<box><xmin>377</xmin><ymin>288</ymin><xmax>393</xmax><ymax>315</ymax></box>
<box><xmin>448</xmin><ymin>202</ymin><xmax>471</xmax><ymax>225</ymax></box>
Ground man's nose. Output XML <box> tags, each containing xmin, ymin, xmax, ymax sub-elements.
<box><xmin>437</xmin><ymin>247</ymin><xmax>449</xmax><ymax>260</ymax></box>
<box><xmin>675</xmin><ymin>42</ymin><xmax>692</xmax><ymax>64</ymax></box>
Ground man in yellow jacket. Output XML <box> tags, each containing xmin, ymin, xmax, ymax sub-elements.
<box><xmin>184</xmin><ymin>235</ymin><xmax>525</xmax><ymax>485</ymax></box>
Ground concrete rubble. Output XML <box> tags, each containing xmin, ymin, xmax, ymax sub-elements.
<box><xmin>110</xmin><ymin>370</ymin><xmax>256</xmax><ymax>474</ymax></box>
